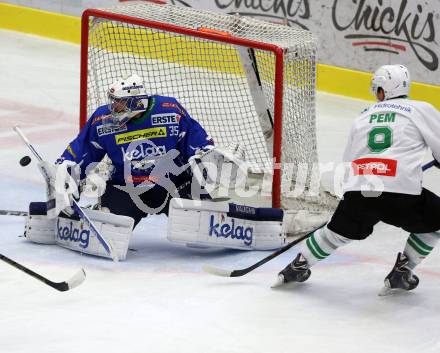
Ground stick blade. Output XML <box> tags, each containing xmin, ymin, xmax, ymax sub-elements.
<box><xmin>202</xmin><ymin>265</ymin><xmax>233</xmax><ymax>277</ymax></box>
<box><xmin>378</xmin><ymin>285</ymin><xmax>408</xmax><ymax>297</ymax></box>
<box><xmin>378</xmin><ymin>279</ymin><xmax>409</xmax><ymax>297</ymax></box>
<box><xmin>270</xmin><ymin>274</ymin><xmax>285</xmax><ymax>288</ymax></box>
<box><xmin>67</xmin><ymin>268</ymin><xmax>86</xmax><ymax>290</ymax></box>
<box><xmin>54</xmin><ymin>268</ymin><xmax>86</xmax><ymax>292</ymax></box>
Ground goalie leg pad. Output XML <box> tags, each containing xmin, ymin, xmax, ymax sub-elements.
<box><xmin>167</xmin><ymin>198</ymin><xmax>285</xmax><ymax>250</ymax></box>
<box><xmin>55</xmin><ymin>209</ymin><xmax>134</xmax><ymax>260</ymax></box>
<box><xmin>24</xmin><ymin>202</ymin><xmax>56</xmax><ymax>244</ymax></box>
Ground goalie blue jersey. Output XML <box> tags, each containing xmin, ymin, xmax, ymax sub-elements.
<box><xmin>58</xmin><ymin>95</ymin><xmax>214</xmax><ymax>186</ymax></box>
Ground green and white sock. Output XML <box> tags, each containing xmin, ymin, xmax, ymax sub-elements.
<box><xmin>404</xmin><ymin>232</ymin><xmax>440</xmax><ymax>269</ymax></box>
<box><xmin>300</xmin><ymin>226</ymin><xmax>352</xmax><ymax>266</ymax></box>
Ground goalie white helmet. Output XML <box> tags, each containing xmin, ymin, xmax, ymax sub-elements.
<box><xmin>370</xmin><ymin>64</ymin><xmax>410</xmax><ymax>100</ymax></box>
<box><xmin>107</xmin><ymin>73</ymin><xmax>149</xmax><ymax>126</ymax></box>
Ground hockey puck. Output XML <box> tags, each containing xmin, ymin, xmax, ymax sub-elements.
<box><xmin>19</xmin><ymin>156</ymin><xmax>31</xmax><ymax>167</ymax></box>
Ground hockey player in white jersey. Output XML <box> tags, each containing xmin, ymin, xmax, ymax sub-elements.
<box><xmin>275</xmin><ymin>64</ymin><xmax>440</xmax><ymax>294</ymax></box>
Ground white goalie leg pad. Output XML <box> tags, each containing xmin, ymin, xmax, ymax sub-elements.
<box><xmin>167</xmin><ymin>198</ymin><xmax>285</xmax><ymax>250</ymax></box>
<box><xmin>55</xmin><ymin>209</ymin><xmax>134</xmax><ymax>260</ymax></box>
<box><xmin>24</xmin><ymin>202</ymin><xmax>56</xmax><ymax>244</ymax></box>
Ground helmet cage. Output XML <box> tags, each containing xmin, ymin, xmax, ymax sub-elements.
<box><xmin>106</xmin><ymin>93</ymin><xmax>149</xmax><ymax>127</ymax></box>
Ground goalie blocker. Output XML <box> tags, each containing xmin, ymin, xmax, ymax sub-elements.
<box><xmin>24</xmin><ymin>202</ymin><xmax>134</xmax><ymax>260</ymax></box>
<box><xmin>167</xmin><ymin>198</ymin><xmax>286</xmax><ymax>250</ymax></box>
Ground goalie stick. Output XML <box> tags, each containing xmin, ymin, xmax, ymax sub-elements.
<box><xmin>237</xmin><ymin>46</ymin><xmax>273</xmax><ymax>148</ymax></box>
<box><xmin>0</xmin><ymin>210</ymin><xmax>28</xmax><ymax>216</ymax></box>
<box><xmin>0</xmin><ymin>253</ymin><xmax>85</xmax><ymax>291</ymax></box>
<box><xmin>13</xmin><ymin>126</ymin><xmax>119</xmax><ymax>262</ymax></box>
<box><xmin>422</xmin><ymin>159</ymin><xmax>436</xmax><ymax>171</ymax></box>
<box><xmin>203</xmin><ymin>223</ymin><xmax>326</xmax><ymax>277</ymax></box>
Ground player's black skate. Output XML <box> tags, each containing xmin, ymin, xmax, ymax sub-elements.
<box><xmin>272</xmin><ymin>253</ymin><xmax>311</xmax><ymax>288</ymax></box>
<box><xmin>379</xmin><ymin>252</ymin><xmax>419</xmax><ymax>296</ymax></box>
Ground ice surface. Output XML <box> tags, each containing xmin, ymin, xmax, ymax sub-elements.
<box><xmin>0</xmin><ymin>29</ymin><xmax>439</xmax><ymax>353</ymax></box>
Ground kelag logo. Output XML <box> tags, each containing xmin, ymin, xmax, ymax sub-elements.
<box><xmin>170</xmin><ymin>0</ymin><xmax>311</xmax><ymax>29</ymax></box>
<box><xmin>56</xmin><ymin>219</ymin><xmax>90</xmax><ymax>249</ymax></box>
<box><xmin>208</xmin><ymin>214</ymin><xmax>253</xmax><ymax>246</ymax></box>
<box><xmin>122</xmin><ymin>144</ymin><xmax>166</xmax><ymax>162</ymax></box>
<box><xmin>332</xmin><ymin>0</ymin><xmax>438</xmax><ymax>70</ymax></box>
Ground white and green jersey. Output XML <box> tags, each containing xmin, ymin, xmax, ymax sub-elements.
<box><xmin>342</xmin><ymin>98</ymin><xmax>440</xmax><ymax>195</ymax></box>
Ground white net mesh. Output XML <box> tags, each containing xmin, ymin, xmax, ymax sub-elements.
<box><xmin>83</xmin><ymin>2</ymin><xmax>338</xmax><ymax>227</ymax></box>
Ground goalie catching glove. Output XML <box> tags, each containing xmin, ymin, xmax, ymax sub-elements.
<box><xmin>188</xmin><ymin>144</ymin><xmax>248</xmax><ymax>200</ymax></box>
<box><xmin>37</xmin><ymin>160</ymin><xmax>80</xmax><ymax>218</ymax></box>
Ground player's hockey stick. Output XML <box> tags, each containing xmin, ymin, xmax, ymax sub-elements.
<box><xmin>422</xmin><ymin>160</ymin><xmax>436</xmax><ymax>171</ymax></box>
<box><xmin>0</xmin><ymin>253</ymin><xmax>85</xmax><ymax>291</ymax></box>
<box><xmin>0</xmin><ymin>210</ymin><xmax>28</xmax><ymax>216</ymax></box>
<box><xmin>13</xmin><ymin>126</ymin><xmax>119</xmax><ymax>262</ymax></box>
<box><xmin>203</xmin><ymin>223</ymin><xmax>326</xmax><ymax>277</ymax></box>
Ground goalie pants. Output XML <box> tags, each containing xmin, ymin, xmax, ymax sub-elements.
<box><xmin>327</xmin><ymin>188</ymin><xmax>440</xmax><ymax>240</ymax></box>
<box><xmin>101</xmin><ymin>174</ymin><xmax>209</xmax><ymax>228</ymax></box>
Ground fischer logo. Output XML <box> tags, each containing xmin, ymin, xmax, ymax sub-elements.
<box><xmin>122</xmin><ymin>144</ymin><xmax>166</xmax><ymax>161</ymax></box>
<box><xmin>151</xmin><ymin>113</ymin><xmax>180</xmax><ymax>125</ymax></box>
<box><xmin>209</xmin><ymin>214</ymin><xmax>253</xmax><ymax>246</ymax></box>
<box><xmin>56</xmin><ymin>219</ymin><xmax>90</xmax><ymax>249</ymax></box>
<box><xmin>352</xmin><ymin>158</ymin><xmax>397</xmax><ymax>176</ymax></box>
<box><xmin>115</xmin><ymin>127</ymin><xmax>167</xmax><ymax>145</ymax></box>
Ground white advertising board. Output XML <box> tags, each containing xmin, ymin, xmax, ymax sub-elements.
<box><xmin>4</xmin><ymin>0</ymin><xmax>440</xmax><ymax>85</ymax></box>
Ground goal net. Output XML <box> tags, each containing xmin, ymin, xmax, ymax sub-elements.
<box><xmin>80</xmin><ymin>2</ymin><xmax>338</xmax><ymax>233</ymax></box>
